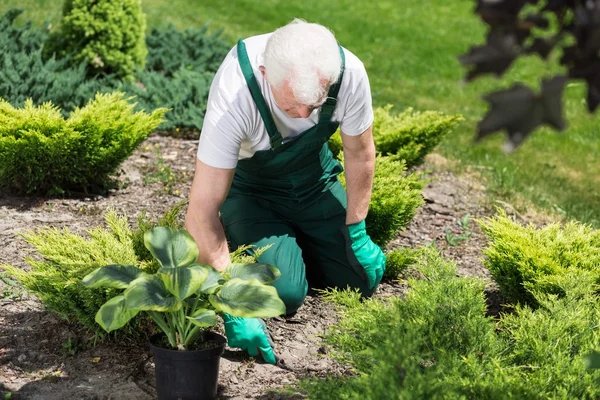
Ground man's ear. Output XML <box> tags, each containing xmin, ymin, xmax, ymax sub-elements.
<box><xmin>259</xmin><ymin>66</ymin><xmax>266</xmax><ymax>77</ymax></box>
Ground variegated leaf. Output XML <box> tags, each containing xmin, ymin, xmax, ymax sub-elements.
<box><xmin>209</xmin><ymin>278</ymin><xmax>285</xmax><ymax>318</ymax></box>
<box><xmin>144</xmin><ymin>227</ymin><xmax>199</xmax><ymax>269</ymax></box>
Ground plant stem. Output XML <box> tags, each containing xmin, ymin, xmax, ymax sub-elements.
<box><xmin>182</xmin><ymin>296</ymin><xmax>201</xmax><ymax>346</ymax></box>
<box><xmin>148</xmin><ymin>311</ymin><xmax>176</xmax><ymax>348</ymax></box>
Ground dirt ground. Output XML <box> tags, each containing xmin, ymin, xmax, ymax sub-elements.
<box><xmin>0</xmin><ymin>134</ymin><xmax>527</xmax><ymax>399</ymax></box>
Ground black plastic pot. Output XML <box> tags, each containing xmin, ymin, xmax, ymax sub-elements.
<box><xmin>150</xmin><ymin>331</ymin><xmax>226</xmax><ymax>400</ymax></box>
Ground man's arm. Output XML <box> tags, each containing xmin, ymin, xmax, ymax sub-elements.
<box><xmin>185</xmin><ymin>158</ymin><xmax>235</xmax><ymax>271</ymax></box>
<box><xmin>341</xmin><ymin>124</ymin><xmax>376</xmax><ymax>225</ymax></box>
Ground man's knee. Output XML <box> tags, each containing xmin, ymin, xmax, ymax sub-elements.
<box><xmin>275</xmin><ymin>281</ymin><xmax>308</xmax><ymax>315</ymax></box>
<box><xmin>257</xmin><ymin>236</ymin><xmax>308</xmax><ymax>315</ymax></box>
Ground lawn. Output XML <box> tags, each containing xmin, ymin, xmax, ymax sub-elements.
<box><xmin>5</xmin><ymin>0</ymin><xmax>600</xmax><ymax>225</ymax></box>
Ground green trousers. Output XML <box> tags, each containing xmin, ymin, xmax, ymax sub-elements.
<box><xmin>221</xmin><ymin>179</ymin><xmax>378</xmax><ymax>314</ymax></box>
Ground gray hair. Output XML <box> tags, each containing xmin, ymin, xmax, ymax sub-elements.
<box><xmin>263</xmin><ymin>19</ymin><xmax>342</xmax><ymax>106</ymax></box>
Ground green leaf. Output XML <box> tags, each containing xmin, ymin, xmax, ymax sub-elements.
<box><xmin>124</xmin><ymin>275</ymin><xmax>182</xmax><ymax>312</ymax></box>
<box><xmin>186</xmin><ymin>308</ymin><xmax>217</xmax><ymax>328</ymax></box>
<box><xmin>226</xmin><ymin>263</ymin><xmax>281</xmax><ymax>284</ymax></box>
<box><xmin>144</xmin><ymin>227</ymin><xmax>199</xmax><ymax>269</ymax></box>
<box><xmin>209</xmin><ymin>278</ymin><xmax>285</xmax><ymax>318</ymax></box>
<box><xmin>82</xmin><ymin>264</ymin><xmax>144</xmax><ymax>289</ymax></box>
<box><xmin>95</xmin><ymin>295</ymin><xmax>139</xmax><ymax>332</ymax></box>
<box><xmin>159</xmin><ymin>264</ymin><xmax>208</xmax><ymax>300</ymax></box>
<box><xmin>198</xmin><ymin>265</ymin><xmax>225</xmax><ymax>294</ymax></box>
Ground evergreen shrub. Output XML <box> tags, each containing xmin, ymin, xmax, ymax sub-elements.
<box><xmin>373</xmin><ymin>105</ymin><xmax>463</xmax><ymax>167</ymax></box>
<box><xmin>328</xmin><ymin>105</ymin><xmax>463</xmax><ymax>167</ymax></box>
<box><xmin>0</xmin><ymin>209</ymin><xmax>145</xmax><ymax>335</ymax></box>
<box><xmin>303</xmin><ymin>248</ymin><xmax>600</xmax><ymax>399</ymax></box>
<box><xmin>0</xmin><ymin>92</ymin><xmax>166</xmax><ymax>195</ymax></box>
<box><xmin>126</xmin><ymin>68</ymin><xmax>213</xmax><ymax>133</ymax></box>
<box><xmin>145</xmin><ymin>23</ymin><xmax>229</xmax><ymax>76</ymax></box>
<box><xmin>366</xmin><ymin>156</ymin><xmax>424</xmax><ymax>247</ymax></box>
<box><xmin>383</xmin><ymin>246</ymin><xmax>419</xmax><ymax>279</ymax></box>
<box><xmin>0</xmin><ymin>9</ymin><xmax>230</xmax><ymax>135</ymax></box>
<box><xmin>1</xmin><ymin>205</ymin><xmax>267</xmax><ymax>335</ymax></box>
<box><xmin>0</xmin><ymin>8</ymin><xmax>45</xmax><ymax>54</ymax></box>
<box><xmin>480</xmin><ymin>211</ymin><xmax>600</xmax><ymax>306</ymax></box>
<box><xmin>45</xmin><ymin>0</ymin><xmax>147</xmax><ymax>80</ymax></box>
<box><xmin>338</xmin><ymin>154</ymin><xmax>424</xmax><ymax>248</ymax></box>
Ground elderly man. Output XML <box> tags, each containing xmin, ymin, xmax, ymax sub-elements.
<box><xmin>185</xmin><ymin>19</ymin><xmax>386</xmax><ymax>364</ymax></box>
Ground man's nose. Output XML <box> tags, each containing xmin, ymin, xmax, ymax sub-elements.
<box><xmin>297</xmin><ymin>105</ymin><xmax>312</xmax><ymax>118</ymax></box>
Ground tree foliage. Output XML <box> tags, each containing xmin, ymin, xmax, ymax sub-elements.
<box><xmin>459</xmin><ymin>0</ymin><xmax>600</xmax><ymax>150</ymax></box>
<box><xmin>44</xmin><ymin>0</ymin><xmax>148</xmax><ymax>80</ymax></box>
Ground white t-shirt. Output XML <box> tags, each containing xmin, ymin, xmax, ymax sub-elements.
<box><xmin>197</xmin><ymin>33</ymin><xmax>374</xmax><ymax>169</ymax></box>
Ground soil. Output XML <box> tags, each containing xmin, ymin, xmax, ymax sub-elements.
<box><xmin>0</xmin><ymin>135</ymin><xmax>535</xmax><ymax>399</ymax></box>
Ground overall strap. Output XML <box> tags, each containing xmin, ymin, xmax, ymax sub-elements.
<box><xmin>318</xmin><ymin>45</ymin><xmax>346</xmax><ymax>124</ymax></box>
<box><xmin>237</xmin><ymin>39</ymin><xmax>283</xmax><ymax>150</ymax></box>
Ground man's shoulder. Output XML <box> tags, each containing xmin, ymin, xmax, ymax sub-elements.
<box><xmin>211</xmin><ymin>33</ymin><xmax>271</xmax><ymax>100</ymax></box>
<box><xmin>340</xmin><ymin>46</ymin><xmax>367</xmax><ymax>77</ymax></box>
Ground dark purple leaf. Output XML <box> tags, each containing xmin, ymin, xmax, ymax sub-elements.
<box><xmin>477</xmin><ymin>76</ymin><xmax>567</xmax><ymax>147</ymax></box>
<box><xmin>459</xmin><ymin>29</ymin><xmax>520</xmax><ymax>80</ymax></box>
<box><xmin>525</xmin><ymin>36</ymin><xmax>559</xmax><ymax>58</ymax></box>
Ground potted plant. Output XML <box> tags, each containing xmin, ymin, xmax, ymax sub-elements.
<box><xmin>82</xmin><ymin>226</ymin><xmax>285</xmax><ymax>400</ymax></box>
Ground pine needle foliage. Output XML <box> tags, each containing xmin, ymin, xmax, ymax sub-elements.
<box><xmin>328</xmin><ymin>105</ymin><xmax>463</xmax><ymax>168</ymax></box>
<box><xmin>1</xmin><ymin>205</ymin><xmax>271</xmax><ymax>335</ymax></box>
<box><xmin>0</xmin><ymin>9</ymin><xmax>45</xmax><ymax>54</ymax></box>
<box><xmin>373</xmin><ymin>105</ymin><xmax>464</xmax><ymax>167</ymax></box>
<box><xmin>145</xmin><ymin>23</ymin><xmax>229</xmax><ymax>77</ymax></box>
<box><xmin>0</xmin><ymin>9</ymin><xmax>229</xmax><ymax>135</ymax></box>
<box><xmin>304</xmin><ymin>248</ymin><xmax>600</xmax><ymax>399</ymax></box>
<box><xmin>0</xmin><ymin>92</ymin><xmax>166</xmax><ymax>195</ymax></box>
<box><xmin>338</xmin><ymin>154</ymin><xmax>424</xmax><ymax>248</ymax></box>
<box><xmin>368</xmin><ymin>156</ymin><xmax>424</xmax><ymax>247</ymax></box>
<box><xmin>131</xmin><ymin>200</ymin><xmax>187</xmax><ymax>273</ymax></box>
<box><xmin>44</xmin><ymin>0</ymin><xmax>147</xmax><ymax>80</ymax></box>
<box><xmin>126</xmin><ymin>68</ymin><xmax>213</xmax><ymax>133</ymax></box>
<box><xmin>0</xmin><ymin>209</ymin><xmax>144</xmax><ymax>335</ymax></box>
<box><xmin>480</xmin><ymin>210</ymin><xmax>600</xmax><ymax>306</ymax></box>
<box><xmin>383</xmin><ymin>246</ymin><xmax>420</xmax><ymax>279</ymax></box>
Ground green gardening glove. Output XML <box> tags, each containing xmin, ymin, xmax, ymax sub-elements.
<box><xmin>222</xmin><ymin>314</ymin><xmax>277</xmax><ymax>364</ymax></box>
<box><xmin>347</xmin><ymin>220</ymin><xmax>386</xmax><ymax>291</ymax></box>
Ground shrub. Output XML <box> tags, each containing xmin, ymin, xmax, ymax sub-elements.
<box><xmin>0</xmin><ymin>49</ymin><xmax>119</xmax><ymax>114</ymax></box>
<box><xmin>45</xmin><ymin>0</ymin><xmax>147</xmax><ymax>80</ymax></box>
<box><xmin>383</xmin><ymin>246</ymin><xmax>419</xmax><ymax>279</ymax></box>
<box><xmin>373</xmin><ymin>105</ymin><xmax>463</xmax><ymax>167</ymax></box>
<box><xmin>497</xmin><ymin>271</ymin><xmax>600</xmax><ymax>397</ymax></box>
<box><xmin>0</xmin><ymin>92</ymin><xmax>166</xmax><ymax>195</ymax></box>
<box><xmin>303</xmin><ymin>248</ymin><xmax>600</xmax><ymax>399</ymax></box>
<box><xmin>338</xmin><ymin>154</ymin><xmax>424</xmax><ymax>248</ymax></box>
<box><xmin>0</xmin><ymin>209</ymin><xmax>145</xmax><ymax>335</ymax></box>
<box><xmin>367</xmin><ymin>156</ymin><xmax>424</xmax><ymax>247</ymax></box>
<box><xmin>125</xmin><ymin>68</ymin><xmax>213</xmax><ymax>134</ymax></box>
<box><xmin>1</xmin><ymin>205</ymin><xmax>268</xmax><ymax>336</ymax></box>
<box><xmin>0</xmin><ymin>9</ymin><xmax>119</xmax><ymax>114</ymax></box>
<box><xmin>145</xmin><ymin>23</ymin><xmax>229</xmax><ymax>77</ymax></box>
<box><xmin>131</xmin><ymin>200</ymin><xmax>187</xmax><ymax>273</ymax></box>
<box><xmin>0</xmin><ymin>8</ymin><xmax>45</xmax><ymax>54</ymax></box>
<box><xmin>479</xmin><ymin>210</ymin><xmax>600</xmax><ymax>306</ymax></box>
<box><xmin>0</xmin><ymin>9</ymin><xmax>228</xmax><ymax>135</ymax></box>
<box><xmin>328</xmin><ymin>105</ymin><xmax>463</xmax><ymax>167</ymax></box>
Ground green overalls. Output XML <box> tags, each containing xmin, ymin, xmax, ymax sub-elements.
<box><xmin>220</xmin><ymin>40</ymin><xmax>384</xmax><ymax>314</ymax></box>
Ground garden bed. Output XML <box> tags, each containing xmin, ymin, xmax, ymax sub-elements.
<box><xmin>0</xmin><ymin>134</ymin><xmax>509</xmax><ymax>399</ymax></box>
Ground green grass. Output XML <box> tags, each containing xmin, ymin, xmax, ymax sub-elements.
<box><xmin>5</xmin><ymin>0</ymin><xmax>600</xmax><ymax>225</ymax></box>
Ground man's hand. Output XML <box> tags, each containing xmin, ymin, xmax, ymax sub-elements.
<box><xmin>222</xmin><ymin>314</ymin><xmax>277</xmax><ymax>364</ymax></box>
<box><xmin>185</xmin><ymin>158</ymin><xmax>235</xmax><ymax>271</ymax></box>
<box><xmin>347</xmin><ymin>220</ymin><xmax>386</xmax><ymax>290</ymax></box>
